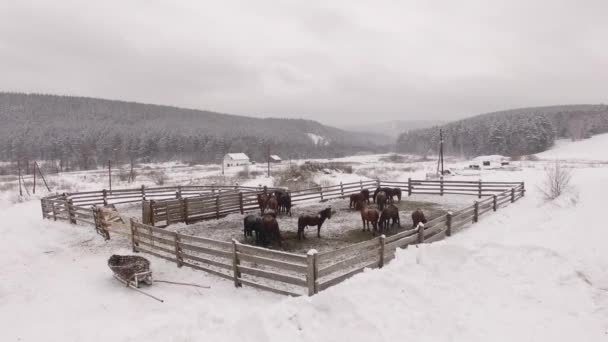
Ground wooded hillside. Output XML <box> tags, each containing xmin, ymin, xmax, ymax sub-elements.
<box><xmin>0</xmin><ymin>93</ymin><xmax>386</xmax><ymax>170</ymax></box>
<box><xmin>397</xmin><ymin>105</ymin><xmax>608</xmax><ymax>157</ymax></box>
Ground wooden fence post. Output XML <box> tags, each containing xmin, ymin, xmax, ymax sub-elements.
<box><xmin>215</xmin><ymin>195</ymin><xmax>220</xmax><ymax>219</ymax></box>
<box><xmin>40</xmin><ymin>199</ymin><xmax>46</xmax><ymax>219</ymax></box>
<box><xmin>150</xmin><ymin>200</ymin><xmax>156</xmax><ymax>226</ymax></box>
<box><xmin>177</xmin><ymin>185</ymin><xmax>182</xmax><ymax>199</ymax></box>
<box><xmin>478</xmin><ymin>179</ymin><xmax>482</xmax><ymax>199</ymax></box>
<box><xmin>181</xmin><ymin>198</ymin><xmax>188</xmax><ymax>223</ymax></box>
<box><xmin>521</xmin><ymin>182</ymin><xmax>525</xmax><ymax>197</ymax></box>
<box><xmin>446</xmin><ymin>212</ymin><xmax>453</xmax><ymax>236</ymax></box>
<box><xmin>511</xmin><ymin>188</ymin><xmax>515</xmax><ymax>203</ymax></box>
<box><xmin>165</xmin><ymin>203</ymin><xmax>170</xmax><ymax>225</ymax></box>
<box><xmin>239</xmin><ymin>192</ymin><xmax>244</xmax><ymax>214</ymax></box>
<box><xmin>67</xmin><ymin>198</ymin><xmax>76</xmax><ymax>224</ymax></box>
<box><xmin>102</xmin><ymin>189</ymin><xmax>108</xmax><ymax>206</ymax></box>
<box><xmin>174</xmin><ymin>233</ymin><xmax>183</xmax><ymax>268</ymax></box>
<box><xmin>130</xmin><ymin>218</ymin><xmax>138</xmax><ymax>252</ymax></box>
<box><xmin>232</xmin><ymin>239</ymin><xmax>242</xmax><ymax>288</ymax></box>
<box><xmin>340</xmin><ymin>182</ymin><xmax>344</xmax><ymax>199</ymax></box>
<box><xmin>379</xmin><ymin>235</ymin><xmax>386</xmax><ymax>268</ymax></box>
<box><xmin>306</xmin><ymin>249</ymin><xmax>318</xmax><ymax>296</ymax></box>
<box><xmin>417</xmin><ymin>222</ymin><xmax>425</xmax><ymax>243</ymax></box>
<box><xmin>319</xmin><ymin>186</ymin><xmax>324</xmax><ymax>202</ymax></box>
<box><xmin>493</xmin><ymin>195</ymin><xmax>497</xmax><ymax>211</ymax></box>
<box><xmin>473</xmin><ymin>201</ymin><xmax>479</xmax><ymax>223</ymax></box>
<box><xmin>408</xmin><ymin>178</ymin><xmax>412</xmax><ymax>196</ymax></box>
<box><xmin>376</xmin><ymin>179</ymin><xmax>381</xmax><ymax>188</ymax></box>
<box><xmin>141</xmin><ymin>185</ymin><xmax>146</xmax><ymax>201</ymax></box>
<box><xmin>440</xmin><ymin>176</ymin><xmax>444</xmax><ymax>196</ymax></box>
<box><xmin>52</xmin><ymin>201</ymin><xmax>57</xmax><ymax>221</ymax></box>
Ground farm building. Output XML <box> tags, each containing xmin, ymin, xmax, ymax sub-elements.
<box><xmin>223</xmin><ymin>153</ymin><xmax>250</xmax><ymax>168</ymax></box>
<box><xmin>270</xmin><ymin>155</ymin><xmax>282</xmax><ymax>163</ymax></box>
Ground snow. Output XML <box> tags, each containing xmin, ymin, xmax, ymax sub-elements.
<box><xmin>536</xmin><ymin>133</ymin><xmax>608</xmax><ymax>162</ymax></box>
<box><xmin>472</xmin><ymin>154</ymin><xmax>509</xmax><ymax>162</ymax></box>
<box><xmin>306</xmin><ymin>133</ymin><xmax>330</xmax><ymax>146</ymax></box>
<box><xmin>1</xmin><ymin>141</ymin><xmax>608</xmax><ymax>341</ymax></box>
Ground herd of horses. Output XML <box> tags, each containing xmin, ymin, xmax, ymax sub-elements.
<box><xmin>242</xmin><ymin>187</ymin><xmax>427</xmax><ymax>248</ymax></box>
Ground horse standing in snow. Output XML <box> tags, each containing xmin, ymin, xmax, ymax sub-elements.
<box><xmin>257</xmin><ymin>193</ymin><xmax>269</xmax><ymax>214</ymax></box>
<box><xmin>266</xmin><ymin>195</ymin><xmax>279</xmax><ymax>213</ymax></box>
<box><xmin>297</xmin><ymin>207</ymin><xmax>332</xmax><ymax>240</ymax></box>
<box><xmin>259</xmin><ymin>211</ymin><xmax>282</xmax><ymax>247</ymax></box>
<box><xmin>378</xmin><ymin>204</ymin><xmax>400</xmax><ymax>234</ymax></box>
<box><xmin>243</xmin><ymin>215</ymin><xmax>263</xmax><ymax>245</ymax></box>
<box><xmin>376</xmin><ymin>191</ymin><xmax>387</xmax><ymax>211</ymax></box>
<box><xmin>411</xmin><ymin>209</ymin><xmax>427</xmax><ymax>228</ymax></box>
<box><xmin>349</xmin><ymin>193</ymin><xmax>365</xmax><ymax>209</ymax></box>
<box><xmin>359</xmin><ymin>202</ymin><xmax>379</xmax><ymax>232</ymax></box>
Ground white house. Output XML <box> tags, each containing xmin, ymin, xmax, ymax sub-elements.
<box><xmin>223</xmin><ymin>153</ymin><xmax>250</xmax><ymax>168</ymax></box>
<box><xmin>270</xmin><ymin>155</ymin><xmax>282</xmax><ymax>163</ymax></box>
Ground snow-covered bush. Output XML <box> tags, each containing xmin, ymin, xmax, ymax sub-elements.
<box><xmin>540</xmin><ymin>160</ymin><xmax>572</xmax><ymax>200</ymax></box>
<box><xmin>149</xmin><ymin>170</ymin><xmax>168</xmax><ymax>185</ymax></box>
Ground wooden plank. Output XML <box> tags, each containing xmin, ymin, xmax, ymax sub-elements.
<box><xmin>425</xmin><ymin>229</ymin><xmax>446</xmax><ymax>243</ymax></box>
<box><xmin>134</xmin><ymin>245</ymin><xmax>177</xmax><ymax>263</ymax></box>
<box><xmin>178</xmin><ymin>242</ymin><xmax>233</xmax><ymax>259</ymax></box>
<box><xmin>239</xmin><ymin>279</ymin><xmax>301</xmax><ymax>297</ymax></box>
<box><xmin>178</xmin><ymin>234</ymin><xmax>233</xmax><ymax>249</ymax></box>
<box><xmin>318</xmin><ymin>248</ymin><xmax>379</xmax><ymax>278</ymax></box>
<box><xmin>317</xmin><ymin>260</ymin><xmax>379</xmax><ymax>291</ymax></box>
<box><xmin>135</xmin><ymin>231</ymin><xmax>176</xmax><ymax>247</ymax></box>
<box><xmin>237</xmin><ymin>253</ymin><xmax>308</xmax><ymax>274</ymax></box>
<box><xmin>317</xmin><ymin>237</ymin><xmax>381</xmax><ymax>263</ymax></box>
<box><xmin>181</xmin><ymin>261</ymin><xmax>234</xmax><ymax>281</ymax></box>
<box><xmin>385</xmin><ymin>233</ymin><xmax>418</xmax><ymax>250</ymax></box>
<box><xmin>135</xmin><ymin>240</ymin><xmax>176</xmax><ymax>255</ymax></box>
<box><xmin>237</xmin><ymin>264</ymin><xmax>307</xmax><ymax>287</ymax></box>
<box><xmin>180</xmin><ymin>252</ymin><xmax>233</xmax><ymax>270</ymax></box>
<box><xmin>235</xmin><ymin>244</ymin><xmax>307</xmax><ymax>264</ymax></box>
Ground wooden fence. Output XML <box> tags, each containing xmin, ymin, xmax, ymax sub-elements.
<box><xmin>40</xmin><ymin>179</ymin><xmax>525</xmax><ymax>296</ymax></box>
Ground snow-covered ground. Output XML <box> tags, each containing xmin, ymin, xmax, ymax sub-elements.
<box><xmin>1</xmin><ymin>137</ymin><xmax>608</xmax><ymax>341</ymax></box>
<box><xmin>537</xmin><ymin>133</ymin><xmax>608</xmax><ymax>162</ymax></box>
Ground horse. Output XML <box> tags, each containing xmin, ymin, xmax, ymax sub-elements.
<box><xmin>373</xmin><ymin>187</ymin><xmax>394</xmax><ymax>203</ymax></box>
<box><xmin>349</xmin><ymin>193</ymin><xmax>365</xmax><ymax>209</ymax></box>
<box><xmin>411</xmin><ymin>208</ymin><xmax>427</xmax><ymax>228</ymax></box>
<box><xmin>259</xmin><ymin>212</ymin><xmax>281</xmax><ymax>247</ymax></box>
<box><xmin>359</xmin><ymin>203</ymin><xmax>379</xmax><ymax>232</ymax></box>
<box><xmin>275</xmin><ymin>190</ymin><xmax>292</xmax><ymax>216</ymax></box>
<box><xmin>243</xmin><ymin>215</ymin><xmax>263</xmax><ymax>245</ymax></box>
<box><xmin>257</xmin><ymin>193</ymin><xmax>269</xmax><ymax>214</ymax></box>
<box><xmin>379</xmin><ymin>204</ymin><xmax>400</xmax><ymax>234</ymax></box>
<box><xmin>391</xmin><ymin>188</ymin><xmax>402</xmax><ymax>202</ymax></box>
<box><xmin>297</xmin><ymin>207</ymin><xmax>332</xmax><ymax>240</ymax></box>
<box><xmin>376</xmin><ymin>191</ymin><xmax>387</xmax><ymax>211</ymax></box>
<box><xmin>266</xmin><ymin>195</ymin><xmax>279</xmax><ymax>213</ymax></box>
<box><xmin>360</xmin><ymin>189</ymin><xmax>370</xmax><ymax>204</ymax></box>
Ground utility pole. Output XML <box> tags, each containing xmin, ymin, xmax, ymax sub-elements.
<box><xmin>17</xmin><ymin>160</ymin><xmax>22</xmax><ymax>196</ymax></box>
<box><xmin>108</xmin><ymin>159</ymin><xmax>112</xmax><ymax>192</ymax></box>
<box><xmin>440</xmin><ymin>129</ymin><xmax>444</xmax><ymax>175</ymax></box>
<box><xmin>267</xmin><ymin>145</ymin><xmax>270</xmax><ymax>178</ymax></box>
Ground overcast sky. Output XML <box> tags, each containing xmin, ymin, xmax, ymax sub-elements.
<box><xmin>1</xmin><ymin>0</ymin><xmax>607</xmax><ymax>126</ymax></box>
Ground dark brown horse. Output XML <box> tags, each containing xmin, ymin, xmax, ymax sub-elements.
<box><xmin>360</xmin><ymin>189</ymin><xmax>370</xmax><ymax>204</ymax></box>
<box><xmin>376</xmin><ymin>191</ymin><xmax>387</xmax><ymax>211</ymax></box>
<box><xmin>267</xmin><ymin>195</ymin><xmax>279</xmax><ymax>213</ymax></box>
<box><xmin>257</xmin><ymin>193</ymin><xmax>269</xmax><ymax>214</ymax></box>
<box><xmin>349</xmin><ymin>193</ymin><xmax>365</xmax><ymax>209</ymax></box>
<box><xmin>260</xmin><ymin>212</ymin><xmax>281</xmax><ymax>247</ymax></box>
<box><xmin>243</xmin><ymin>215</ymin><xmax>263</xmax><ymax>245</ymax></box>
<box><xmin>411</xmin><ymin>209</ymin><xmax>427</xmax><ymax>228</ymax></box>
<box><xmin>360</xmin><ymin>203</ymin><xmax>379</xmax><ymax>232</ymax></box>
<box><xmin>297</xmin><ymin>207</ymin><xmax>332</xmax><ymax>240</ymax></box>
<box><xmin>379</xmin><ymin>204</ymin><xmax>400</xmax><ymax>234</ymax></box>
<box><xmin>391</xmin><ymin>188</ymin><xmax>402</xmax><ymax>202</ymax></box>
<box><xmin>275</xmin><ymin>190</ymin><xmax>292</xmax><ymax>216</ymax></box>
<box><xmin>373</xmin><ymin>187</ymin><xmax>395</xmax><ymax>203</ymax></box>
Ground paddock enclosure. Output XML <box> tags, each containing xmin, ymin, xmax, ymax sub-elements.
<box><xmin>40</xmin><ymin>179</ymin><xmax>525</xmax><ymax>296</ymax></box>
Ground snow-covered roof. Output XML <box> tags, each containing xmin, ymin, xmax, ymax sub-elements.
<box><xmin>270</xmin><ymin>155</ymin><xmax>281</xmax><ymax>161</ymax></box>
<box><xmin>224</xmin><ymin>153</ymin><xmax>249</xmax><ymax>160</ymax></box>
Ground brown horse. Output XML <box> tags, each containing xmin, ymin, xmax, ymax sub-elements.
<box><xmin>411</xmin><ymin>209</ymin><xmax>427</xmax><ymax>228</ymax></box>
<box><xmin>267</xmin><ymin>195</ymin><xmax>279</xmax><ymax>213</ymax></box>
<box><xmin>260</xmin><ymin>212</ymin><xmax>281</xmax><ymax>247</ymax></box>
<box><xmin>297</xmin><ymin>207</ymin><xmax>332</xmax><ymax>240</ymax></box>
<box><xmin>275</xmin><ymin>191</ymin><xmax>292</xmax><ymax>216</ymax></box>
<box><xmin>257</xmin><ymin>193</ymin><xmax>269</xmax><ymax>214</ymax></box>
<box><xmin>361</xmin><ymin>189</ymin><xmax>370</xmax><ymax>204</ymax></box>
<box><xmin>349</xmin><ymin>193</ymin><xmax>365</xmax><ymax>209</ymax></box>
<box><xmin>373</xmin><ymin>187</ymin><xmax>395</xmax><ymax>204</ymax></box>
<box><xmin>379</xmin><ymin>204</ymin><xmax>400</xmax><ymax>234</ymax></box>
<box><xmin>360</xmin><ymin>203</ymin><xmax>379</xmax><ymax>232</ymax></box>
<box><xmin>376</xmin><ymin>191</ymin><xmax>387</xmax><ymax>211</ymax></box>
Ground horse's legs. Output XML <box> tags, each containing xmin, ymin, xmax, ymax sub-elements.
<box><xmin>317</xmin><ymin>224</ymin><xmax>321</xmax><ymax>238</ymax></box>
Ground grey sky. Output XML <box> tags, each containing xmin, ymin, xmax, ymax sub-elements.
<box><xmin>1</xmin><ymin>0</ymin><xmax>607</xmax><ymax>126</ymax></box>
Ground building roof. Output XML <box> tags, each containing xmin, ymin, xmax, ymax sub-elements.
<box><xmin>270</xmin><ymin>155</ymin><xmax>281</xmax><ymax>161</ymax></box>
<box><xmin>224</xmin><ymin>153</ymin><xmax>249</xmax><ymax>160</ymax></box>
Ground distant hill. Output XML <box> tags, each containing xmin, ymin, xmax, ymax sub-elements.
<box><xmin>0</xmin><ymin>93</ymin><xmax>384</xmax><ymax>169</ymax></box>
<box><xmin>397</xmin><ymin>105</ymin><xmax>608</xmax><ymax>157</ymax></box>
<box><xmin>341</xmin><ymin>120</ymin><xmax>443</xmax><ymax>139</ymax></box>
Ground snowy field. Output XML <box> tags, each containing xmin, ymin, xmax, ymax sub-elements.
<box><xmin>1</xmin><ymin>136</ymin><xmax>608</xmax><ymax>341</ymax></box>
